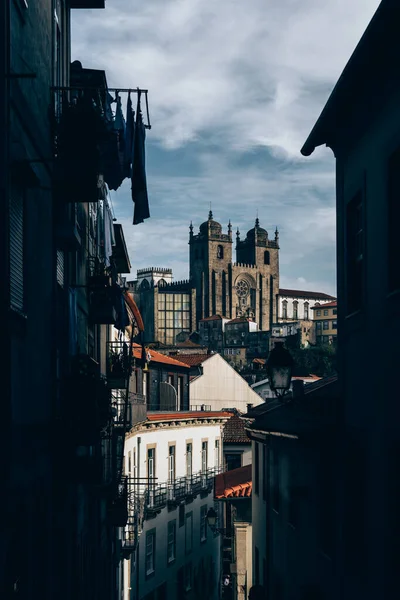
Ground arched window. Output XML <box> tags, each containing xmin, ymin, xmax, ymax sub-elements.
<box><xmin>304</xmin><ymin>302</ymin><xmax>309</xmax><ymax>320</ymax></box>
<box><xmin>293</xmin><ymin>301</ymin><xmax>299</xmax><ymax>320</ymax></box>
<box><xmin>264</xmin><ymin>251</ymin><xmax>270</xmax><ymax>265</ymax></box>
<box><xmin>217</xmin><ymin>245</ymin><xmax>224</xmax><ymax>259</ymax></box>
<box><xmin>282</xmin><ymin>300</ymin><xmax>287</xmax><ymax>319</ymax></box>
<box><xmin>140</xmin><ymin>279</ymin><xmax>150</xmax><ymax>290</ymax></box>
<box><xmin>158</xmin><ymin>279</ymin><xmax>166</xmax><ymax>288</ymax></box>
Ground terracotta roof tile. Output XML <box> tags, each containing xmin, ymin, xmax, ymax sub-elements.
<box><xmin>147</xmin><ymin>411</ymin><xmax>232</xmax><ymax>422</ymax></box>
<box><xmin>224</xmin><ymin>415</ymin><xmax>250</xmax><ymax>443</ymax></box>
<box><xmin>310</xmin><ymin>300</ymin><xmax>337</xmax><ymax>309</ymax></box>
<box><xmin>199</xmin><ymin>315</ymin><xmax>227</xmax><ymax>322</ymax></box>
<box><xmin>215</xmin><ymin>464</ymin><xmax>252</xmax><ymax>499</ymax></box>
<box><xmin>279</xmin><ymin>288</ymin><xmax>336</xmax><ymax>300</ymax></box>
<box><xmin>176</xmin><ymin>354</ymin><xmax>214</xmax><ymax>367</ymax></box>
<box><xmin>133</xmin><ymin>343</ymin><xmax>189</xmax><ymax>368</ymax></box>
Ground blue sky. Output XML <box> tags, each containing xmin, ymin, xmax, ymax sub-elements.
<box><xmin>72</xmin><ymin>0</ymin><xmax>381</xmax><ymax>297</ymax></box>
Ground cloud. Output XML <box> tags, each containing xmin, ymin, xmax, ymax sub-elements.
<box><xmin>72</xmin><ymin>0</ymin><xmax>381</xmax><ymax>157</ymax></box>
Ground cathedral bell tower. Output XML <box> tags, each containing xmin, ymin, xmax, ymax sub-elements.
<box><xmin>189</xmin><ymin>211</ymin><xmax>233</xmax><ymax>323</ymax></box>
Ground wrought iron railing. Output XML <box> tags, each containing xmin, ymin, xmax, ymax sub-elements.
<box><xmin>107</xmin><ymin>341</ymin><xmax>133</xmax><ymax>389</ymax></box>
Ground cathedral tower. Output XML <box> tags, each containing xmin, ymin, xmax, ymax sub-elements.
<box><xmin>189</xmin><ymin>211</ymin><xmax>233</xmax><ymax>323</ymax></box>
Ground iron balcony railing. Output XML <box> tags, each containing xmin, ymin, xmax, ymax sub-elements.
<box><xmin>111</xmin><ymin>391</ymin><xmax>146</xmax><ymax>430</ymax></box>
<box><xmin>107</xmin><ymin>341</ymin><xmax>133</xmax><ymax>389</ymax></box>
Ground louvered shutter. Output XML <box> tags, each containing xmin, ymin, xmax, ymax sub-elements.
<box><xmin>56</xmin><ymin>249</ymin><xmax>65</xmax><ymax>287</ymax></box>
<box><xmin>9</xmin><ymin>191</ymin><xmax>24</xmax><ymax>311</ymax></box>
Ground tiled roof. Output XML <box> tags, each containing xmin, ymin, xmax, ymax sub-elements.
<box><xmin>279</xmin><ymin>288</ymin><xmax>336</xmax><ymax>300</ymax></box>
<box><xmin>227</xmin><ymin>317</ymin><xmax>253</xmax><ymax>324</ymax></box>
<box><xmin>132</xmin><ymin>343</ymin><xmax>189</xmax><ymax>368</ymax></box>
<box><xmin>176</xmin><ymin>353</ymin><xmax>214</xmax><ymax>367</ymax></box>
<box><xmin>304</xmin><ymin>375</ymin><xmax>338</xmax><ymax>395</ymax></box>
<box><xmin>147</xmin><ymin>411</ymin><xmax>232</xmax><ymax>423</ymax></box>
<box><xmin>252</xmin><ymin>358</ymin><xmax>266</xmax><ymax>365</ymax></box>
<box><xmin>224</xmin><ymin>415</ymin><xmax>250</xmax><ymax>443</ymax></box>
<box><xmin>175</xmin><ymin>340</ymin><xmax>204</xmax><ymax>348</ymax></box>
<box><xmin>215</xmin><ymin>464</ymin><xmax>252</xmax><ymax>499</ymax></box>
<box><xmin>310</xmin><ymin>300</ymin><xmax>337</xmax><ymax>309</ymax></box>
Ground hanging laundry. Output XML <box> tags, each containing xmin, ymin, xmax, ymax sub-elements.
<box><xmin>131</xmin><ymin>91</ymin><xmax>150</xmax><ymax>225</ymax></box>
<box><xmin>114</xmin><ymin>285</ymin><xmax>130</xmax><ymax>332</ymax></box>
<box><xmin>124</xmin><ymin>91</ymin><xmax>135</xmax><ymax>179</ymax></box>
<box><xmin>114</xmin><ymin>92</ymin><xmax>126</xmax><ymax>180</ymax></box>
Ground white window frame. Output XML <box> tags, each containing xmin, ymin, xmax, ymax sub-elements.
<box><xmin>145</xmin><ymin>531</ymin><xmax>155</xmax><ymax>576</ymax></box>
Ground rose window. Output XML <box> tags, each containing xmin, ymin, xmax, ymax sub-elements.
<box><xmin>236</xmin><ymin>279</ymin><xmax>249</xmax><ymax>298</ymax></box>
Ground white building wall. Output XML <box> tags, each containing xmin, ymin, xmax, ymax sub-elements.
<box><xmin>278</xmin><ymin>295</ymin><xmax>335</xmax><ymax>321</ymax></box>
<box><xmin>123</xmin><ymin>421</ymin><xmax>225</xmax><ymax>600</ymax></box>
<box><xmin>190</xmin><ymin>354</ymin><xmax>263</xmax><ymax>412</ymax></box>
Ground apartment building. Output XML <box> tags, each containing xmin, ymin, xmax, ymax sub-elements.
<box><xmin>122</xmin><ymin>411</ymin><xmax>231</xmax><ymax>600</ymax></box>
<box><xmin>311</xmin><ymin>301</ymin><xmax>337</xmax><ymax>346</ymax></box>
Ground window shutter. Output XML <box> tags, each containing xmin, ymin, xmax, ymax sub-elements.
<box><xmin>9</xmin><ymin>191</ymin><xmax>24</xmax><ymax>311</ymax></box>
<box><xmin>57</xmin><ymin>249</ymin><xmax>65</xmax><ymax>287</ymax></box>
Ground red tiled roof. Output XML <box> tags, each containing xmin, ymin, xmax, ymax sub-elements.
<box><xmin>224</xmin><ymin>415</ymin><xmax>250</xmax><ymax>443</ymax></box>
<box><xmin>199</xmin><ymin>315</ymin><xmax>226</xmax><ymax>322</ymax></box>
<box><xmin>310</xmin><ymin>300</ymin><xmax>337</xmax><ymax>309</ymax></box>
<box><xmin>279</xmin><ymin>288</ymin><xmax>336</xmax><ymax>300</ymax></box>
<box><xmin>147</xmin><ymin>411</ymin><xmax>232</xmax><ymax>422</ymax></box>
<box><xmin>252</xmin><ymin>358</ymin><xmax>266</xmax><ymax>365</ymax></box>
<box><xmin>176</xmin><ymin>353</ymin><xmax>214</xmax><ymax>367</ymax></box>
<box><xmin>175</xmin><ymin>340</ymin><xmax>204</xmax><ymax>348</ymax></box>
<box><xmin>133</xmin><ymin>343</ymin><xmax>189</xmax><ymax>368</ymax></box>
<box><xmin>215</xmin><ymin>464</ymin><xmax>252</xmax><ymax>499</ymax></box>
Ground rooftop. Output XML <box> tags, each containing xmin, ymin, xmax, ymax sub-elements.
<box><xmin>224</xmin><ymin>414</ymin><xmax>250</xmax><ymax>444</ymax></box>
<box><xmin>279</xmin><ymin>288</ymin><xmax>336</xmax><ymax>301</ymax></box>
<box><xmin>199</xmin><ymin>315</ymin><xmax>227</xmax><ymax>322</ymax></box>
<box><xmin>133</xmin><ymin>343</ymin><xmax>190</xmax><ymax>368</ymax></box>
<box><xmin>146</xmin><ymin>411</ymin><xmax>233</xmax><ymax>424</ymax></box>
<box><xmin>215</xmin><ymin>464</ymin><xmax>252</xmax><ymax>499</ymax></box>
<box><xmin>177</xmin><ymin>353</ymin><xmax>214</xmax><ymax>367</ymax></box>
<box><xmin>311</xmin><ymin>300</ymin><xmax>337</xmax><ymax>309</ymax></box>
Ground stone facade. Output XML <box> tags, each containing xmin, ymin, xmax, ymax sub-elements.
<box><xmin>189</xmin><ymin>212</ymin><xmax>280</xmax><ymax>331</ymax></box>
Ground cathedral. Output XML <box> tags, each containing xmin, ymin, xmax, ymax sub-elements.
<box><xmin>189</xmin><ymin>211</ymin><xmax>280</xmax><ymax>330</ymax></box>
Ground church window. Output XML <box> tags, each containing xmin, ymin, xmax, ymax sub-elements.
<box><xmin>282</xmin><ymin>300</ymin><xmax>287</xmax><ymax>319</ymax></box>
<box><xmin>140</xmin><ymin>279</ymin><xmax>150</xmax><ymax>290</ymax></box>
<box><xmin>304</xmin><ymin>302</ymin><xmax>309</xmax><ymax>320</ymax></box>
<box><xmin>217</xmin><ymin>245</ymin><xmax>224</xmax><ymax>259</ymax></box>
<box><xmin>264</xmin><ymin>251</ymin><xmax>270</xmax><ymax>265</ymax></box>
<box><xmin>236</xmin><ymin>279</ymin><xmax>249</xmax><ymax>298</ymax></box>
<box><xmin>293</xmin><ymin>301</ymin><xmax>299</xmax><ymax>320</ymax></box>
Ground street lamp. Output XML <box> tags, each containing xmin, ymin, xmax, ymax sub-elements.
<box><xmin>266</xmin><ymin>341</ymin><xmax>294</xmax><ymax>400</ymax></box>
<box><xmin>206</xmin><ymin>507</ymin><xmax>230</xmax><ymax>536</ymax></box>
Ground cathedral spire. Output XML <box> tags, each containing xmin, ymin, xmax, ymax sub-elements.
<box><xmin>189</xmin><ymin>221</ymin><xmax>193</xmax><ymax>239</ymax></box>
<box><xmin>208</xmin><ymin>210</ymin><xmax>213</xmax><ymax>220</ymax></box>
<box><xmin>275</xmin><ymin>226</ymin><xmax>279</xmax><ymax>244</ymax></box>
<box><xmin>228</xmin><ymin>220</ymin><xmax>232</xmax><ymax>237</ymax></box>
<box><xmin>255</xmin><ymin>217</ymin><xmax>260</xmax><ymax>228</ymax></box>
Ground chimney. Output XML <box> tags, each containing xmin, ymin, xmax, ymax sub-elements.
<box><xmin>292</xmin><ymin>379</ymin><xmax>304</xmax><ymax>399</ymax></box>
<box><xmin>247</xmin><ymin>403</ymin><xmax>253</xmax><ymax>412</ymax></box>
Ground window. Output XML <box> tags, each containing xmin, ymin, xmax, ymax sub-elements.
<box><xmin>217</xmin><ymin>245</ymin><xmax>224</xmax><ymax>259</ymax></box>
<box><xmin>167</xmin><ymin>520</ymin><xmax>176</xmax><ymax>564</ymax></box>
<box><xmin>9</xmin><ymin>188</ymin><xmax>25</xmax><ymax>311</ymax></box>
<box><xmin>264</xmin><ymin>251</ymin><xmax>270</xmax><ymax>265</ymax></box>
<box><xmin>293</xmin><ymin>301</ymin><xmax>298</xmax><ymax>320</ymax></box>
<box><xmin>200</xmin><ymin>505</ymin><xmax>208</xmax><ymax>542</ymax></box>
<box><xmin>316</xmin><ymin>310</ymin><xmax>321</xmax><ymax>316</ymax></box>
<box><xmin>332</xmin><ymin>320</ymin><xmax>337</xmax><ymax>329</ymax></box>
<box><xmin>332</xmin><ymin>309</ymin><xmax>337</xmax><ymax>315</ymax></box>
<box><xmin>346</xmin><ymin>190</ymin><xmax>364</xmax><ymax>313</ymax></box>
<box><xmin>214</xmin><ymin>439</ymin><xmax>220</xmax><ymax>470</ymax></box>
<box><xmin>147</xmin><ymin>448</ymin><xmax>155</xmax><ymax>487</ymax></box>
<box><xmin>304</xmin><ymin>302</ymin><xmax>309</xmax><ymax>320</ymax></box>
<box><xmin>143</xmin><ymin>371</ymin><xmax>149</xmax><ymax>398</ymax></box>
<box><xmin>225</xmin><ymin>453</ymin><xmax>242</xmax><ymax>471</ymax></box>
<box><xmin>145</xmin><ymin>530</ymin><xmax>156</xmax><ymax>576</ymax></box>
<box><xmin>184</xmin><ymin>563</ymin><xmax>192</xmax><ymax>591</ymax></box>
<box><xmin>388</xmin><ymin>147</ymin><xmax>400</xmax><ymax>292</ymax></box>
<box><xmin>185</xmin><ymin>513</ymin><xmax>193</xmax><ymax>553</ymax></box>
<box><xmin>128</xmin><ymin>451</ymin><xmax>132</xmax><ymax>475</ymax></box>
<box><xmin>254</xmin><ymin>443</ymin><xmax>259</xmax><ymax>495</ymax></box>
<box><xmin>177</xmin><ymin>376</ymin><xmax>184</xmax><ymax>410</ymax></box>
<box><xmin>186</xmin><ymin>443</ymin><xmax>192</xmax><ymax>479</ymax></box>
<box><xmin>201</xmin><ymin>441</ymin><xmax>208</xmax><ymax>473</ymax></box>
<box><xmin>168</xmin><ymin>445</ymin><xmax>176</xmax><ymax>483</ymax></box>
<box><xmin>282</xmin><ymin>300</ymin><xmax>287</xmax><ymax>319</ymax></box>
<box><xmin>323</xmin><ymin>321</ymin><xmax>329</xmax><ymax>330</ymax></box>
<box><xmin>316</xmin><ymin>321</ymin><xmax>322</xmax><ymax>330</ymax></box>
<box><xmin>179</xmin><ymin>504</ymin><xmax>185</xmax><ymax>528</ymax></box>
<box><xmin>323</xmin><ymin>309</ymin><xmax>328</xmax><ymax>316</ymax></box>
<box><xmin>133</xmin><ymin>448</ymin><xmax>137</xmax><ymax>480</ymax></box>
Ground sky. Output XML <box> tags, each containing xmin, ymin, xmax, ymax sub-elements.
<box><xmin>72</xmin><ymin>0</ymin><xmax>381</xmax><ymax>297</ymax></box>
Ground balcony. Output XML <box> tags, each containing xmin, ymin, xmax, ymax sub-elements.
<box><xmin>112</xmin><ymin>391</ymin><xmax>147</xmax><ymax>430</ymax></box>
<box><xmin>108</xmin><ymin>477</ymin><xmax>129</xmax><ymax>527</ymax></box>
<box><xmin>88</xmin><ymin>258</ymin><xmax>117</xmax><ymax>325</ymax></box>
<box><xmin>121</xmin><ymin>525</ymin><xmax>137</xmax><ymax>558</ymax></box>
<box><xmin>65</xmin><ymin>355</ymin><xmax>111</xmax><ymax>445</ymax></box>
<box><xmin>107</xmin><ymin>341</ymin><xmax>133</xmax><ymax>389</ymax></box>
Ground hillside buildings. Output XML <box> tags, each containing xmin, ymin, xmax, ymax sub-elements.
<box><xmin>311</xmin><ymin>301</ymin><xmax>337</xmax><ymax>346</ymax></box>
